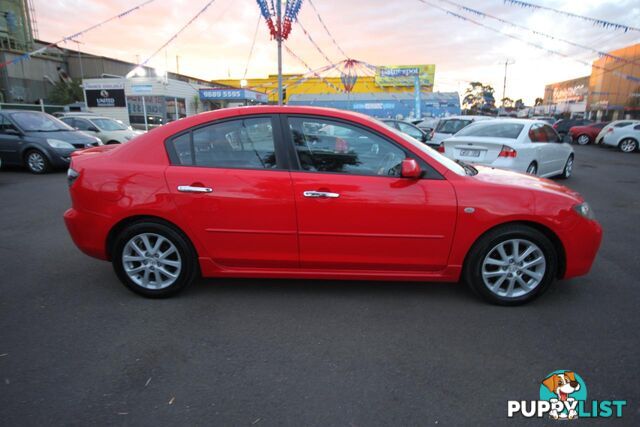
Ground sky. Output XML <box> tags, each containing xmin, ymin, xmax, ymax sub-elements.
<box><xmin>33</xmin><ymin>0</ymin><xmax>640</xmax><ymax>104</ymax></box>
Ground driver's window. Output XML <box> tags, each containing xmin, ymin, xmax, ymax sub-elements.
<box><xmin>288</xmin><ymin>117</ymin><xmax>405</xmax><ymax>177</ymax></box>
<box><xmin>398</xmin><ymin>122</ymin><xmax>422</xmax><ymax>139</ymax></box>
<box><xmin>74</xmin><ymin>119</ymin><xmax>92</xmax><ymax>131</ymax></box>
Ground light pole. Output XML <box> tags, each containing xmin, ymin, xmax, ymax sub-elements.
<box><xmin>276</xmin><ymin>0</ymin><xmax>283</xmax><ymax>105</ymax></box>
<box><xmin>501</xmin><ymin>58</ymin><xmax>515</xmax><ymax>104</ymax></box>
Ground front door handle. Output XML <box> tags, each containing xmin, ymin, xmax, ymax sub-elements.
<box><xmin>177</xmin><ymin>185</ymin><xmax>213</xmax><ymax>193</ymax></box>
<box><xmin>303</xmin><ymin>191</ymin><xmax>340</xmax><ymax>198</ymax></box>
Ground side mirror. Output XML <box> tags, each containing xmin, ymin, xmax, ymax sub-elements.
<box><xmin>401</xmin><ymin>158</ymin><xmax>422</xmax><ymax>179</ymax></box>
<box><xmin>88</xmin><ymin>126</ymin><xmax>99</xmax><ymax>132</ymax></box>
<box><xmin>420</xmin><ymin>131</ymin><xmax>428</xmax><ymax>143</ymax></box>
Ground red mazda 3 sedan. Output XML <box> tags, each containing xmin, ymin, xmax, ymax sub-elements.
<box><xmin>64</xmin><ymin>106</ymin><xmax>602</xmax><ymax>305</ymax></box>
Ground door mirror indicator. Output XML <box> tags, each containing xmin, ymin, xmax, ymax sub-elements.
<box><xmin>401</xmin><ymin>158</ymin><xmax>422</xmax><ymax>179</ymax></box>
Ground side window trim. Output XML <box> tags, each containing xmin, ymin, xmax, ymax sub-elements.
<box><xmin>280</xmin><ymin>114</ymin><xmax>443</xmax><ymax>180</ymax></box>
<box><xmin>164</xmin><ymin>114</ymin><xmax>290</xmax><ymax>171</ymax></box>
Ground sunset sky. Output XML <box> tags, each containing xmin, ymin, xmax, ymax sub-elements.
<box><xmin>33</xmin><ymin>0</ymin><xmax>640</xmax><ymax>104</ymax></box>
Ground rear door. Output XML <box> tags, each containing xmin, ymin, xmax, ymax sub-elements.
<box><xmin>0</xmin><ymin>114</ymin><xmax>23</xmax><ymax>165</ymax></box>
<box><xmin>164</xmin><ymin>115</ymin><xmax>299</xmax><ymax>269</ymax></box>
<box><xmin>284</xmin><ymin>115</ymin><xmax>457</xmax><ymax>272</ymax></box>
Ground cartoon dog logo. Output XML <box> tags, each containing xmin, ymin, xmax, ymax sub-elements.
<box><xmin>541</xmin><ymin>371</ymin><xmax>581</xmax><ymax>420</ymax></box>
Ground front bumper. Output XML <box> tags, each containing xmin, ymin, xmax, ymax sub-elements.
<box><xmin>561</xmin><ymin>217</ymin><xmax>603</xmax><ymax>279</ymax></box>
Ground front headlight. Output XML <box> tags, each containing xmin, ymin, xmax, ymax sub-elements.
<box><xmin>47</xmin><ymin>139</ymin><xmax>75</xmax><ymax>149</ymax></box>
<box><xmin>574</xmin><ymin>202</ymin><xmax>595</xmax><ymax>220</ymax></box>
<box><xmin>94</xmin><ymin>136</ymin><xmax>103</xmax><ymax>145</ymax></box>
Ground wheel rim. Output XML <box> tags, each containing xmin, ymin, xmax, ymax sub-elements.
<box><xmin>526</xmin><ymin>163</ymin><xmax>537</xmax><ymax>175</ymax></box>
<box><xmin>122</xmin><ymin>233</ymin><xmax>182</xmax><ymax>290</ymax></box>
<box><xmin>27</xmin><ymin>152</ymin><xmax>45</xmax><ymax>172</ymax></box>
<box><xmin>577</xmin><ymin>135</ymin><xmax>589</xmax><ymax>145</ymax></box>
<box><xmin>620</xmin><ymin>139</ymin><xmax>636</xmax><ymax>152</ymax></box>
<box><xmin>481</xmin><ymin>238</ymin><xmax>546</xmax><ymax>299</ymax></box>
<box><xmin>564</xmin><ymin>157</ymin><xmax>573</xmax><ymax>177</ymax></box>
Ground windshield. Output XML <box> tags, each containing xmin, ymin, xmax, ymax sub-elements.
<box><xmin>10</xmin><ymin>112</ymin><xmax>73</xmax><ymax>132</ymax></box>
<box><xmin>91</xmin><ymin>118</ymin><xmax>128</xmax><ymax>131</ymax></box>
<box><xmin>456</xmin><ymin>122</ymin><xmax>524</xmax><ymax>139</ymax></box>
<box><xmin>373</xmin><ymin>119</ymin><xmax>466</xmax><ymax>176</ymax></box>
<box><xmin>436</xmin><ymin>119</ymin><xmax>472</xmax><ymax>134</ymax></box>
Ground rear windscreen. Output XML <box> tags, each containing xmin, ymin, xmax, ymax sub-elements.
<box><xmin>456</xmin><ymin>122</ymin><xmax>524</xmax><ymax>139</ymax></box>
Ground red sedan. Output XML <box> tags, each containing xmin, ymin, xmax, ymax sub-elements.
<box><xmin>568</xmin><ymin>122</ymin><xmax>609</xmax><ymax>145</ymax></box>
<box><xmin>64</xmin><ymin>106</ymin><xmax>602</xmax><ymax>305</ymax></box>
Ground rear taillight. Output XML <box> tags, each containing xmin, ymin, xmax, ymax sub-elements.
<box><xmin>67</xmin><ymin>167</ymin><xmax>79</xmax><ymax>187</ymax></box>
<box><xmin>552</xmin><ymin>123</ymin><xmax>558</xmax><ymax>129</ymax></box>
<box><xmin>498</xmin><ymin>145</ymin><xmax>517</xmax><ymax>158</ymax></box>
<box><xmin>437</xmin><ymin>144</ymin><xmax>445</xmax><ymax>153</ymax></box>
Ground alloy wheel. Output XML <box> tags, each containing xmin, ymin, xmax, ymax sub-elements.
<box><xmin>481</xmin><ymin>238</ymin><xmax>547</xmax><ymax>298</ymax></box>
<box><xmin>526</xmin><ymin>163</ymin><xmax>537</xmax><ymax>175</ymax></box>
<box><xmin>27</xmin><ymin>152</ymin><xmax>45</xmax><ymax>173</ymax></box>
<box><xmin>577</xmin><ymin>135</ymin><xmax>590</xmax><ymax>145</ymax></box>
<box><xmin>122</xmin><ymin>233</ymin><xmax>182</xmax><ymax>290</ymax></box>
<box><xmin>564</xmin><ymin>156</ymin><xmax>573</xmax><ymax>177</ymax></box>
<box><xmin>619</xmin><ymin>139</ymin><xmax>637</xmax><ymax>153</ymax></box>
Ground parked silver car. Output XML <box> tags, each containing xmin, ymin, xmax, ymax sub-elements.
<box><xmin>430</xmin><ymin>115</ymin><xmax>493</xmax><ymax>147</ymax></box>
<box><xmin>598</xmin><ymin>120</ymin><xmax>640</xmax><ymax>153</ymax></box>
<box><xmin>441</xmin><ymin>119</ymin><xmax>574</xmax><ymax>178</ymax></box>
<box><xmin>59</xmin><ymin>115</ymin><xmax>141</xmax><ymax>144</ymax></box>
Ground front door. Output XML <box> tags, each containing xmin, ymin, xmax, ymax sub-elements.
<box><xmin>285</xmin><ymin>115</ymin><xmax>457</xmax><ymax>272</ymax></box>
<box><xmin>0</xmin><ymin>114</ymin><xmax>23</xmax><ymax>165</ymax></box>
<box><xmin>164</xmin><ymin>115</ymin><xmax>298</xmax><ymax>269</ymax></box>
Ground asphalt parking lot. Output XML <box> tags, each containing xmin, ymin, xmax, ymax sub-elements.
<box><xmin>1</xmin><ymin>144</ymin><xmax>639</xmax><ymax>425</ymax></box>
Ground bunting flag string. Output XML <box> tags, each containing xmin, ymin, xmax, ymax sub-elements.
<box><xmin>283</xmin><ymin>45</ymin><xmax>345</xmax><ymax>93</ymax></box>
<box><xmin>0</xmin><ymin>0</ymin><xmax>157</xmax><ymax>69</ymax></box>
<box><xmin>136</xmin><ymin>0</ymin><xmax>216</xmax><ymax>69</ymax></box>
<box><xmin>256</xmin><ymin>0</ymin><xmax>303</xmax><ymax>41</ymax></box>
<box><xmin>439</xmin><ymin>0</ymin><xmax>640</xmax><ymax>67</ymax></box>
<box><xmin>296</xmin><ymin>19</ymin><xmax>335</xmax><ymax>67</ymax></box>
<box><xmin>503</xmin><ymin>0</ymin><xmax>640</xmax><ymax>33</ymax></box>
<box><xmin>417</xmin><ymin>0</ymin><xmax>640</xmax><ymax>84</ymax></box>
<box><xmin>307</xmin><ymin>0</ymin><xmax>348</xmax><ymax>58</ymax></box>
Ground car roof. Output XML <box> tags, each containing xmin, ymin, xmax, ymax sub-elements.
<box><xmin>439</xmin><ymin>115</ymin><xmax>492</xmax><ymax>121</ymax></box>
<box><xmin>464</xmin><ymin>118</ymin><xmax>546</xmax><ymax>126</ymax></box>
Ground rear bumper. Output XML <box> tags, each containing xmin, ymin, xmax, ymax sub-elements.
<box><xmin>63</xmin><ymin>207</ymin><xmax>111</xmax><ymax>260</ymax></box>
<box><xmin>561</xmin><ymin>218</ymin><xmax>603</xmax><ymax>279</ymax></box>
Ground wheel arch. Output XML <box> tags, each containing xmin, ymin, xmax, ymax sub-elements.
<box><xmin>463</xmin><ymin>220</ymin><xmax>566</xmax><ymax>279</ymax></box>
<box><xmin>105</xmin><ymin>215</ymin><xmax>198</xmax><ymax>262</ymax></box>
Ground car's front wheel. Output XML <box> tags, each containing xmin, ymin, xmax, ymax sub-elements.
<box><xmin>24</xmin><ymin>150</ymin><xmax>50</xmax><ymax>174</ymax></box>
<box><xmin>618</xmin><ymin>138</ymin><xmax>638</xmax><ymax>153</ymax></box>
<box><xmin>112</xmin><ymin>220</ymin><xmax>198</xmax><ymax>297</ymax></box>
<box><xmin>576</xmin><ymin>134</ymin><xmax>590</xmax><ymax>145</ymax></box>
<box><xmin>463</xmin><ymin>225</ymin><xmax>558</xmax><ymax>305</ymax></box>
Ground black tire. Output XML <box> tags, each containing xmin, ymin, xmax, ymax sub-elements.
<box><xmin>575</xmin><ymin>134</ymin><xmax>591</xmax><ymax>145</ymax></box>
<box><xmin>112</xmin><ymin>220</ymin><xmax>198</xmax><ymax>298</ymax></box>
<box><xmin>558</xmin><ymin>154</ymin><xmax>574</xmax><ymax>180</ymax></box>
<box><xmin>618</xmin><ymin>138</ymin><xmax>638</xmax><ymax>153</ymax></box>
<box><xmin>463</xmin><ymin>224</ymin><xmax>558</xmax><ymax>306</ymax></box>
<box><xmin>526</xmin><ymin>162</ymin><xmax>537</xmax><ymax>175</ymax></box>
<box><xmin>24</xmin><ymin>149</ymin><xmax>50</xmax><ymax>174</ymax></box>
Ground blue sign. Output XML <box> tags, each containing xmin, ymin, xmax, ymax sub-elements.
<box><xmin>199</xmin><ymin>88</ymin><xmax>267</xmax><ymax>102</ymax></box>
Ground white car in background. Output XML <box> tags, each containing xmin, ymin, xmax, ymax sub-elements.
<box><xmin>59</xmin><ymin>115</ymin><xmax>142</xmax><ymax>145</ymax></box>
<box><xmin>441</xmin><ymin>119</ymin><xmax>574</xmax><ymax>178</ymax></box>
<box><xmin>598</xmin><ymin>120</ymin><xmax>640</xmax><ymax>152</ymax></box>
<box><xmin>430</xmin><ymin>115</ymin><xmax>493</xmax><ymax>147</ymax></box>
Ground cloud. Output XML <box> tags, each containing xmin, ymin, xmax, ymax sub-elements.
<box><xmin>33</xmin><ymin>0</ymin><xmax>640</xmax><ymax>104</ymax></box>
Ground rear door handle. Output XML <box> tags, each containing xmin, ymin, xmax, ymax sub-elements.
<box><xmin>177</xmin><ymin>185</ymin><xmax>213</xmax><ymax>193</ymax></box>
<box><xmin>303</xmin><ymin>191</ymin><xmax>340</xmax><ymax>198</ymax></box>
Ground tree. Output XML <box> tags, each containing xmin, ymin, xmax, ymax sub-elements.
<box><xmin>47</xmin><ymin>78</ymin><xmax>83</xmax><ymax>105</ymax></box>
<box><xmin>501</xmin><ymin>97</ymin><xmax>514</xmax><ymax>108</ymax></box>
<box><xmin>534</xmin><ymin>97</ymin><xmax>544</xmax><ymax>107</ymax></box>
<box><xmin>514</xmin><ymin>98</ymin><xmax>525</xmax><ymax>110</ymax></box>
<box><xmin>463</xmin><ymin>81</ymin><xmax>496</xmax><ymax>114</ymax></box>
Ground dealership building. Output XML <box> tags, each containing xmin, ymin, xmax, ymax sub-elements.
<box><xmin>540</xmin><ymin>43</ymin><xmax>640</xmax><ymax>120</ymax></box>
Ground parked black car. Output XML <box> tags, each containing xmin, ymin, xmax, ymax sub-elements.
<box><xmin>0</xmin><ymin>110</ymin><xmax>102</xmax><ymax>173</ymax></box>
<box><xmin>381</xmin><ymin>119</ymin><xmax>430</xmax><ymax>144</ymax></box>
<box><xmin>552</xmin><ymin>118</ymin><xmax>592</xmax><ymax>139</ymax></box>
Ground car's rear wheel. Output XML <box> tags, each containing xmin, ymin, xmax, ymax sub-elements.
<box><xmin>618</xmin><ymin>138</ymin><xmax>638</xmax><ymax>153</ymax></box>
<box><xmin>463</xmin><ymin>225</ymin><xmax>558</xmax><ymax>305</ymax></box>
<box><xmin>558</xmin><ymin>154</ymin><xmax>574</xmax><ymax>179</ymax></box>
<box><xmin>24</xmin><ymin>150</ymin><xmax>50</xmax><ymax>174</ymax></box>
<box><xmin>112</xmin><ymin>221</ymin><xmax>198</xmax><ymax>297</ymax></box>
<box><xmin>576</xmin><ymin>134</ymin><xmax>590</xmax><ymax>145</ymax></box>
<box><xmin>526</xmin><ymin>162</ymin><xmax>537</xmax><ymax>175</ymax></box>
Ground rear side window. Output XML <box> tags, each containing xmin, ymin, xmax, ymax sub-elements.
<box><xmin>456</xmin><ymin>122</ymin><xmax>524</xmax><ymax>139</ymax></box>
<box><xmin>614</xmin><ymin>122</ymin><xmax>633</xmax><ymax>128</ymax></box>
<box><xmin>634</xmin><ymin>125</ymin><xmax>640</xmax><ymax>131</ymax></box>
<box><xmin>529</xmin><ymin>124</ymin><xmax>550</xmax><ymax>142</ymax></box>
<box><xmin>436</xmin><ymin>119</ymin><xmax>472</xmax><ymax>134</ymax></box>
<box><xmin>168</xmin><ymin>117</ymin><xmax>278</xmax><ymax>169</ymax></box>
